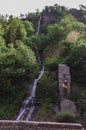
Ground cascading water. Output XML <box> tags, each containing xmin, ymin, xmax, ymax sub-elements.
<box><xmin>16</xmin><ymin>66</ymin><xmax>44</xmax><ymax>121</ymax></box>
<box><xmin>16</xmin><ymin>16</ymin><xmax>44</xmax><ymax>121</ymax></box>
<box><xmin>36</xmin><ymin>16</ymin><xmax>42</xmax><ymax>35</ymax></box>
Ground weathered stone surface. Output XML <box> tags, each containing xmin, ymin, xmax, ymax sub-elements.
<box><xmin>0</xmin><ymin>120</ymin><xmax>84</xmax><ymax>130</ymax></box>
<box><xmin>61</xmin><ymin>99</ymin><xmax>76</xmax><ymax>113</ymax></box>
<box><xmin>53</xmin><ymin>105</ymin><xmax>59</xmax><ymax>114</ymax></box>
<box><xmin>58</xmin><ymin>64</ymin><xmax>71</xmax><ymax>98</ymax></box>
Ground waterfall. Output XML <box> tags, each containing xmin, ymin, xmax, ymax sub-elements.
<box><xmin>16</xmin><ymin>66</ymin><xmax>44</xmax><ymax>121</ymax></box>
<box><xmin>36</xmin><ymin>16</ymin><xmax>42</xmax><ymax>35</ymax></box>
<box><xmin>16</xmin><ymin>16</ymin><xmax>44</xmax><ymax>121</ymax></box>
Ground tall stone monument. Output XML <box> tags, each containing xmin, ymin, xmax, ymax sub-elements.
<box><xmin>58</xmin><ymin>64</ymin><xmax>71</xmax><ymax>99</ymax></box>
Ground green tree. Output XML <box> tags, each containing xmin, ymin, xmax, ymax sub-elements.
<box><xmin>5</xmin><ymin>18</ymin><xmax>26</xmax><ymax>44</ymax></box>
<box><xmin>36</xmin><ymin>71</ymin><xmax>58</xmax><ymax>103</ymax></box>
<box><xmin>47</xmin><ymin>23</ymin><xmax>65</xmax><ymax>43</ymax></box>
<box><xmin>23</xmin><ymin>21</ymin><xmax>34</xmax><ymax>37</ymax></box>
<box><xmin>0</xmin><ymin>40</ymin><xmax>39</xmax><ymax>98</ymax></box>
<box><xmin>59</xmin><ymin>14</ymin><xmax>85</xmax><ymax>33</ymax></box>
<box><xmin>63</xmin><ymin>43</ymin><xmax>86</xmax><ymax>84</ymax></box>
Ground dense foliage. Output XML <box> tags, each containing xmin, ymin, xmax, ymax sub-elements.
<box><xmin>57</xmin><ymin>111</ymin><xmax>77</xmax><ymax>123</ymax></box>
<box><xmin>36</xmin><ymin>12</ymin><xmax>86</xmax><ymax>124</ymax></box>
<box><xmin>36</xmin><ymin>71</ymin><xmax>58</xmax><ymax>103</ymax></box>
<box><xmin>0</xmin><ymin>17</ymin><xmax>39</xmax><ymax>119</ymax></box>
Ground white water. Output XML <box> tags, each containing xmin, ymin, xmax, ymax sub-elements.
<box><xmin>16</xmin><ymin>16</ymin><xmax>43</xmax><ymax>121</ymax></box>
<box><xmin>16</xmin><ymin>66</ymin><xmax>44</xmax><ymax>121</ymax></box>
<box><xmin>36</xmin><ymin>16</ymin><xmax>42</xmax><ymax>35</ymax></box>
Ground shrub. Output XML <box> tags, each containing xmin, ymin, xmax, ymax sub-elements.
<box><xmin>56</xmin><ymin>111</ymin><xmax>77</xmax><ymax>123</ymax></box>
<box><xmin>69</xmin><ymin>92</ymin><xmax>79</xmax><ymax>103</ymax></box>
<box><xmin>37</xmin><ymin>101</ymin><xmax>53</xmax><ymax>120</ymax></box>
<box><xmin>36</xmin><ymin>71</ymin><xmax>59</xmax><ymax>103</ymax></box>
<box><xmin>77</xmin><ymin>99</ymin><xmax>86</xmax><ymax>112</ymax></box>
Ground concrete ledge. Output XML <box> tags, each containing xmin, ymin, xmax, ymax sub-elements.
<box><xmin>0</xmin><ymin>120</ymin><xmax>84</xmax><ymax>130</ymax></box>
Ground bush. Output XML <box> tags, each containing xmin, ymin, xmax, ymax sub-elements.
<box><xmin>57</xmin><ymin>111</ymin><xmax>77</xmax><ymax>123</ymax></box>
<box><xmin>77</xmin><ymin>99</ymin><xmax>86</xmax><ymax>112</ymax></box>
<box><xmin>69</xmin><ymin>92</ymin><xmax>79</xmax><ymax>103</ymax></box>
<box><xmin>37</xmin><ymin>101</ymin><xmax>53</xmax><ymax>120</ymax></box>
<box><xmin>36</xmin><ymin>71</ymin><xmax>59</xmax><ymax>103</ymax></box>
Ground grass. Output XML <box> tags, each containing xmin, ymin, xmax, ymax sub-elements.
<box><xmin>44</xmin><ymin>43</ymin><xmax>66</xmax><ymax>59</ymax></box>
<box><xmin>66</xmin><ymin>30</ymin><xmax>80</xmax><ymax>43</ymax></box>
<box><xmin>36</xmin><ymin>101</ymin><xmax>53</xmax><ymax>120</ymax></box>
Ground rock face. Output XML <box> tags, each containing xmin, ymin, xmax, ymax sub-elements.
<box><xmin>58</xmin><ymin>64</ymin><xmax>71</xmax><ymax>99</ymax></box>
<box><xmin>42</xmin><ymin>12</ymin><xmax>60</xmax><ymax>25</ymax></box>
<box><xmin>61</xmin><ymin>99</ymin><xmax>76</xmax><ymax>113</ymax></box>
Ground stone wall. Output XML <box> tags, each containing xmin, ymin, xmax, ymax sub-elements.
<box><xmin>0</xmin><ymin>120</ymin><xmax>84</xmax><ymax>130</ymax></box>
<box><xmin>58</xmin><ymin>64</ymin><xmax>71</xmax><ymax>98</ymax></box>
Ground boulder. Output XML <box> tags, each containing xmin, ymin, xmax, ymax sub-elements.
<box><xmin>61</xmin><ymin>99</ymin><xmax>76</xmax><ymax>113</ymax></box>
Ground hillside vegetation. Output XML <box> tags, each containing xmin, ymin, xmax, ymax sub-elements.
<box><xmin>0</xmin><ymin>4</ymin><xmax>86</xmax><ymax>126</ymax></box>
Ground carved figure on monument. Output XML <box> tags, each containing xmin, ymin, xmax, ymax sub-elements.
<box><xmin>62</xmin><ymin>79</ymin><xmax>68</xmax><ymax>99</ymax></box>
